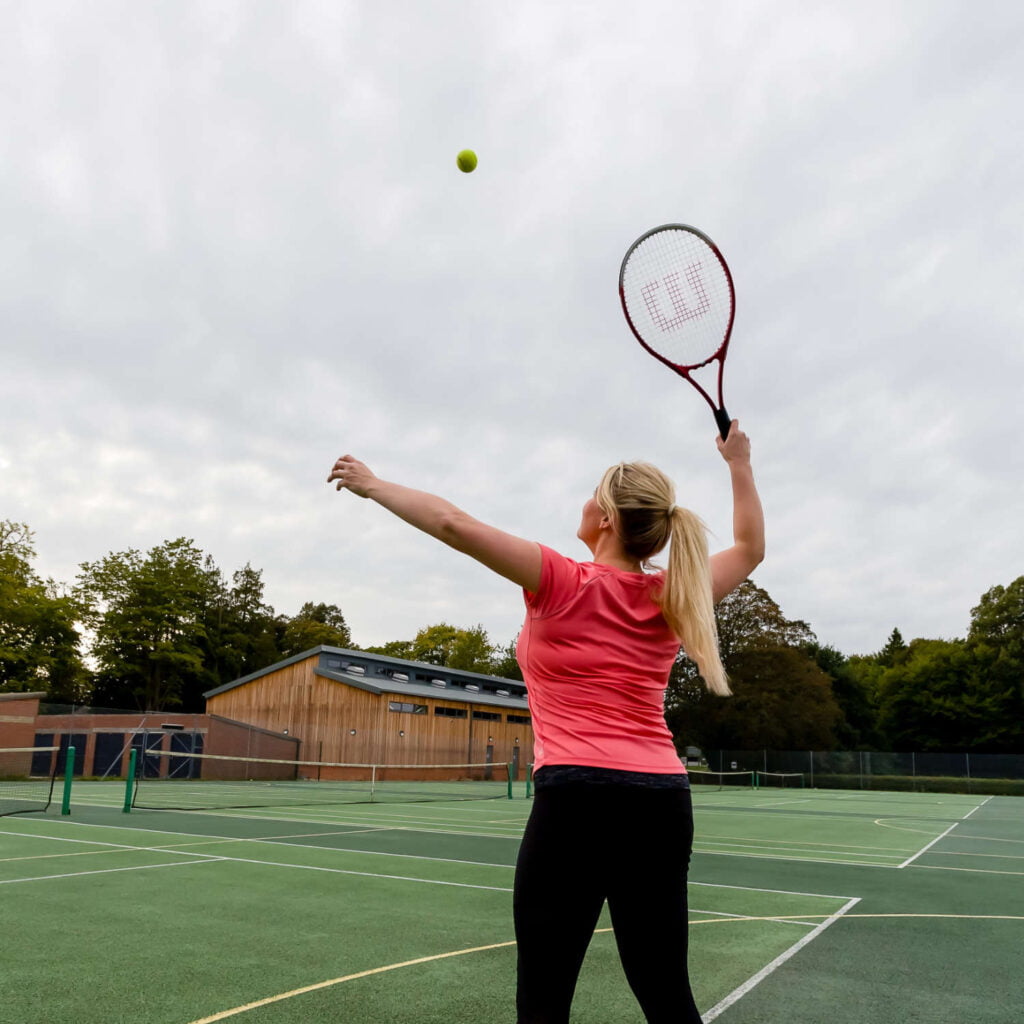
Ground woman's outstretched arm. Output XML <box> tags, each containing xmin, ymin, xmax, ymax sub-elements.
<box><xmin>328</xmin><ymin>454</ymin><xmax>542</xmax><ymax>592</ymax></box>
<box><xmin>708</xmin><ymin>422</ymin><xmax>765</xmax><ymax>602</ymax></box>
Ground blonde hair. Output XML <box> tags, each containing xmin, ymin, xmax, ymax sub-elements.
<box><xmin>596</xmin><ymin>462</ymin><xmax>730</xmax><ymax>696</ymax></box>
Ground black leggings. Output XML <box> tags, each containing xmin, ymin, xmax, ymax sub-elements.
<box><xmin>513</xmin><ymin>783</ymin><xmax>703</xmax><ymax>1024</ymax></box>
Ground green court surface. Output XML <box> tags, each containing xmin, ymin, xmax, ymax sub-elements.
<box><xmin>2</xmin><ymin>784</ymin><xmax>1022</xmax><ymax>1023</ymax></box>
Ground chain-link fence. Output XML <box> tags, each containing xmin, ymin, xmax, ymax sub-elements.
<box><xmin>704</xmin><ymin>749</ymin><xmax>1024</xmax><ymax>796</ymax></box>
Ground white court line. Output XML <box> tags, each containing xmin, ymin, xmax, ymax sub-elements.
<box><xmin>962</xmin><ymin>796</ymin><xmax>993</xmax><ymax>820</ymax></box>
<box><xmin>909</xmin><ymin>863</ymin><xmax>1024</xmax><ymax>878</ymax></box>
<box><xmin>5</xmin><ymin>819</ymin><xmax>518</xmax><ymax>871</ymax></box>
<box><xmin>0</xmin><ymin>858</ymin><xmax>225</xmax><ymax>885</ymax></box>
<box><xmin>189</xmin><ymin>854</ymin><xmax>515</xmax><ymax>892</ymax></box>
<box><xmin>943</xmin><ymin>833</ymin><xmax>1024</xmax><ymax>845</ymax></box>
<box><xmin>700</xmin><ymin>832</ymin><xmax>910</xmax><ymax>853</ymax></box>
<box><xmin>897</xmin><ymin>822</ymin><xmax>960</xmax><ymax>868</ymax></box>
<box><xmin>690</xmin><ymin>880</ymin><xmax>856</xmax><ymax>901</ymax></box>
<box><xmin>690</xmin><ymin>907</ymin><xmax>818</xmax><ymax>928</ymax></box>
<box><xmin>695</xmin><ymin>848</ymin><xmax>899</xmax><ymax>870</ymax></box>
<box><xmin>698</xmin><ymin>838</ymin><xmax>902</xmax><ymax>861</ymax></box>
<box><xmin>181</xmin><ymin>808</ymin><xmax>523</xmax><ymax>840</ymax></box>
<box><xmin>2</xmin><ymin>824</ymin><xmax>515</xmax><ymax>892</ymax></box>
<box><xmin>5</xmin><ymin>821</ymin><xmax>864</xmax><ymax>904</ymax></box>
<box><xmin>702</xmin><ymin>897</ymin><xmax>861</xmax><ymax>1022</ymax></box>
<box><xmin>894</xmin><ymin>795</ymin><xmax>995</xmax><ymax>869</ymax></box>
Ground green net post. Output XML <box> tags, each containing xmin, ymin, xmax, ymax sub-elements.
<box><xmin>60</xmin><ymin>745</ymin><xmax>75</xmax><ymax>815</ymax></box>
<box><xmin>754</xmin><ymin>771</ymin><xmax>760</xmax><ymax>790</ymax></box>
<box><xmin>123</xmin><ymin>748</ymin><xmax>137</xmax><ymax>813</ymax></box>
<box><xmin>525</xmin><ymin>762</ymin><xmax>534</xmax><ymax>799</ymax></box>
<box><xmin>507</xmin><ymin>763</ymin><xmax>514</xmax><ymax>799</ymax></box>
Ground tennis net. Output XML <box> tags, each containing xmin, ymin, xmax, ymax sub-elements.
<box><xmin>756</xmin><ymin>771</ymin><xmax>805</xmax><ymax>789</ymax></box>
<box><xmin>129</xmin><ymin>749</ymin><xmax>514</xmax><ymax>810</ymax></box>
<box><xmin>0</xmin><ymin>746</ymin><xmax>60</xmax><ymax>816</ymax></box>
<box><xmin>688</xmin><ymin>769</ymin><xmax>755</xmax><ymax>791</ymax></box>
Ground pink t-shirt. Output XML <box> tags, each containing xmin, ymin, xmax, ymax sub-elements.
<box><xmin>516</xmin><ymin>544</ymin><xmax>685</xmax><ymax>774</ymax></box>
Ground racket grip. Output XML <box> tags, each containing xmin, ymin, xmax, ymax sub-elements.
<box><xmin>714</xmin><ymin>407</ymin><xmax>732</xmax><ymax>440</ymax></box>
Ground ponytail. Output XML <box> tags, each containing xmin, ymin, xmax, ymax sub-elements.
<box><xmin>657</xmin><ymin>508</ymin><xmax>730</xmax><ymax>696</ymax></box>
<box><xmin>596</xmin><ymin>461</ymin><xmax>730</xmax><ymax>696</ymax></box>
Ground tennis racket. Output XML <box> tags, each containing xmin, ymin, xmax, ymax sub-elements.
<box><xmin>619</xmin><ymin>224</ymin><xmax>736</xmax><ymax>439</ymax></box>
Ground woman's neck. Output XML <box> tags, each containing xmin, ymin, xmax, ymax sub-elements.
<box><xmin>588</xmin><ymin>535</ymin><xmax>643</xmax><ymax>574</ymax></box>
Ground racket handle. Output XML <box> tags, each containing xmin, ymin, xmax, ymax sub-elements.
<box><xmin>714</xmin><ymin>407</ymin><xmax>732</xmax><ymax>441</ymax></box>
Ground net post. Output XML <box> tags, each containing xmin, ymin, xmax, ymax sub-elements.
<box><xmin>507</xmin><ymin>763</ymin><xmax>513</xmax><ymax>800</ymax></box>
<box><xmin>525</xmin><ymin>762</ymin><xmax>534</xmax><ymax>799</ymax></box>
<box><xmin>60</xmin><ymin>745</ymin><xmax>75</xmax><ymax>815</ymax></box>
<box><xmin>123</xmin><ymin>748</ymin><xmax>137</xmax><ymax>813</ymax></box>
<box><xmin>753</xmin><ymin>770</ymin><xmax>759</xmax><ymax>790</ymax></box>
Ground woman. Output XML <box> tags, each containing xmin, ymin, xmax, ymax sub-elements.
<box><xmin>328</xmin><ymin>422</ymin><xmax>764</xmax><ymax>1023</ymax></box>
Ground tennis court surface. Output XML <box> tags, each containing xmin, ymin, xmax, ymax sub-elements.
<box><xmin>3</xmin><ymin>782</ymin><xmax>1022</xmax><ymax>1023</ymax></box>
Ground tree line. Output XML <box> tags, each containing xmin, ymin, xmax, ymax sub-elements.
<box><xmin>0</xmin><ymin>521</ymin><xmax>520</xmax><ymax>711</ymax></box>
<box><xmin>665</xmin><ymin>579</ymin><xmax>1024</xmax><ymax>754</ymax></box>
<box><xmin>2</xmin><ymin>519</ymin><xmax>1022</xmax><ymax>753</ymax></box>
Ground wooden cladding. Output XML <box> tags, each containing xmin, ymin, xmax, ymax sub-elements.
<box><xmin>205</xmin><ymin>654</ymin><xmax>535</xmax><ymax>777</ymax></box>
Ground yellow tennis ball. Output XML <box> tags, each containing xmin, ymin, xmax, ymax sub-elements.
<box><xmin>456</xmin><ymin>149</ymin><xmax>478</xmax><ymax>173</ymax></box>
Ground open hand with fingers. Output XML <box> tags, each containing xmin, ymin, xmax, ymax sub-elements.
<box><xmin>327</xmin><ymin>455</ymin><xmax>377</xmax><ymax>498</ymax></box>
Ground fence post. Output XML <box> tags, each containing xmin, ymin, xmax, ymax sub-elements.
<box><xmin>809</xmin><ymin>750</ymin><xmax>814</xmax><ymax>788</ymax></box>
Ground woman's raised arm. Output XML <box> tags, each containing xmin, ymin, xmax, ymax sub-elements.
<box><xmin>708</xmin><ymin>423</ymin><xmax>765</xmax><ymax>602</ymax></box>
<box><xmin>328</xmin><ymin>454</ymin><xmax>542</xmax><ymax>592</ymax></box>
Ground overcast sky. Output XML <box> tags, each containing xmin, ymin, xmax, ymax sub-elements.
<box><xmin>3</xmin><ymin>1</ymin><xmax>1022</xmax><ymax>659</ymax></box>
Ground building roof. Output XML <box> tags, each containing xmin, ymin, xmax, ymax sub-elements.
<box><xmin>204</xmin><ymin>646</ymin><xmax>530</xmax><ymax>712</ymax></box>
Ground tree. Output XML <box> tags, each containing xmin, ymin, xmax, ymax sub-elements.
<box><xmin>968</xmin><ymin>578</ymin><xmax>1024</xmax><ymax>741</ymax></box>
<box><xmin>280</xmin><ymin>602</ymin><xmax>353</xmax><ymax>656</ymax></box>
<box><xmin>666</xmin><ymin>581</ymin><xmax>840</xmax><ymax>752</ymax></box>
<box><xmin>491</xmin><ymin>634</ymin><xmax>524</xmax><ymax>681</ymax></box>
<box><xmin>875</xmin><ymin>637</ymin><xmax>1018</xmax><ymax>751</ymax></box>
<box><xmin>196</xmin><ymin>563</ymin><xmax>282</xmax><ymax>700</ymax></box>
<box><xmin>877</xmin><ymin>628</ymin><xmax>908</xmax><ymax>668</ymax></box>
<box><xmin>408</xmin><ymin>623</ymin><xmax>496</xmax><ymax>674</ymax></box>
<box><xmin>714</xmin><ymin>581</ymin><xmax>815</xmax><ymax>661</ymax></box>
<box><xmin>364</xmin><ymin>623</ymin><xmax>500</xmax><ymax>675</ymax></box>
<box><xmin>363</xmin><ymin>639</ymin><xmax>414</xmax><ymax>660</ymax></box>
<box><xmin>805</xmin><ymin>643</ymin><xmax>880</xmax><ymax>749</ymax></box>
<box><xmin>77</xmin><ymin>538</ymin><xmax>222</xmax><ymax>710</ymax></box>
<box><xmin>0</xmin><ymin>521</ymin><xmax>86</xmax><ymax>698</ymax></box>
<box><xmin>682</xmin><ymin>646</ymin><xmax>841</xmax><ymax>750</ymax></box>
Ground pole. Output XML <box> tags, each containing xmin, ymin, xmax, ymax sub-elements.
<box><xmin>60</xmin><ymin>745</ymin><xmax>75</xmax><ymax>815</ymax></box>
<box><xmin>122</xmin><ymin>748</ymin><xmax>137</xmax><ymax>813</ymax></box>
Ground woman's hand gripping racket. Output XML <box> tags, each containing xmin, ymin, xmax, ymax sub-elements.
<box><xmin>619</xmin><ymin>224</ymin><xmax>736</xmax><ymax>439</ymax></box>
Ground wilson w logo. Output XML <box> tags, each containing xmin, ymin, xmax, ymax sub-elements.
<box><xmin>640</xmin><ymin>263</ymin><xmax>710</xmax><ymax>331</ymax></box>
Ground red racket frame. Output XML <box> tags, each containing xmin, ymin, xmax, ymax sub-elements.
<box><xmin>618</xmin><ymin>223</ymin><xmax>736</xmax><ymax>439</ymax></box>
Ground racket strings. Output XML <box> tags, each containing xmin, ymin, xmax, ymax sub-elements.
<box><xmin>621</xmin><ymin>229</ymin><xmax>733</xmax><ymax>369</ymax></box>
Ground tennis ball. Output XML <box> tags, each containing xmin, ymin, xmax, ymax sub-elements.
<box><xmin>456</xmin><ymin>149</ymin><xmax>478</xmax><ymax>173</ymax></box>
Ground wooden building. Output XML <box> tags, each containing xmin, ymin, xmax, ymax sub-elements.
<box><xmin>203</xmin><ymin>646</ymin><xmax>535</xmax><ymax>780</ymax></box>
